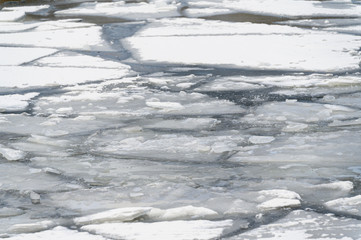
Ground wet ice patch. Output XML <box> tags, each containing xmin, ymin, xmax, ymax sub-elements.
<box><xmin>81</xmin><ymin>219</ymin><xmax>233</xmax><ymax>240</ymax></box>
<box><xmin>123</xmin><ymin>18</ymin><xmax>361</xmax><ymax>72</ymax></box>
<box><xmin>55</xmin><ymin>1</ymin><xmax>180</xmax><ymax>20</ymax></box>
<box><xmin>227</xmin><ymin>210</ymin><xmax>361</xmax><ymax>239</ymax></box>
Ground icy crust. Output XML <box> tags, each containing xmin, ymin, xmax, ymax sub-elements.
<box><xmin>81</xmin><ymin>220</ymin><xmax>233</xmax><ymax>240</ymax></box>
<box><xmin>184</xmin><ymin>0</ymin><xmax>361</xmax><ymax>18</ymax></box>
<box><xmin>0</xmin><ymin>20</ymin><xmax>111</xmax><ymax>51</ymax></box>
<box><xmin>227</xmin><ymin>210</ymin><xmax>361</xmax><ymax>240</ymax></box>
<box><xmin>123</xmin><ymin>18</ymin><xmax>361</xmax><ymax>72</ymax></box>
<box><xmin>6</xmin><ymin>226</ymin><xmax>107</xmax><ymax>240</ymax></box>
<box><xmin>55</xmin><ymin>1</ymin><xmax>180</xmax><ymax>20</ymax></box>
<box><xmin>0</xmin><ymin>5</ymin><xmax>49</xmax><ymax>22</ymax></box>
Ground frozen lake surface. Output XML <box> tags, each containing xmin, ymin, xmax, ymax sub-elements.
<box><xmin>1</xmin><ymin>0</ymin><xmax>361</xmax><ymax>239</ymax></box>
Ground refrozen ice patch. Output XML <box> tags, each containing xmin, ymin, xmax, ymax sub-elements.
<box><xmin>0</xmin><ymin>47</ymin><xmax>57</xmax><ymax>66</ymax></box>
<box><xmin>0</xmin><ymin>93</ymin><xmax>39</xmax><ymax>112</ymax></box>
<box><xmin>123</xmin><ymin>18</ymin><xmax>361</xmax><ymax>72</ymax></box>
<box><xmin>0</xmin><ymin>5</ymin><xmax>49</xmax><ymax>22</ymax></box>
<box><xmin>55</xmin><ymin>1</ymin><xmax>180</xmax><ymax>20</ymax></box>
<box><xmin>325</xmin><ymin>195</ymin><xmax>361</xmax><ymax>216</ymax></box>
<box><xmin>6</xmin><ymin>226</ymin><xmax>107</xmax><ymax>240</ymax></box>
<box><xmin>0</xmin><ymin>144</ymin><xmax>25</xmax><ymax>161</ymax></box>
<box><xmin>81</xmin><ymin>219</ymin><xmax>233</xmax><ymax>240</ymax></box>
<box><xmin>227</xmin><ymin>210</ymin><xmax>361</xmax><ymax>239</ymax></box>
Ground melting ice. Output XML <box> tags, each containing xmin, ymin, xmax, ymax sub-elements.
<box><xmin>0</xmin><ymin>0</ymin><xmax>361</xmax><ymax>239</ymax></box>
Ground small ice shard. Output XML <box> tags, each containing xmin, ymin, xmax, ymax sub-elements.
<box><xmin>249</xmin><ymin>136</ymin><xmax>275</xmax><ymax>144</ymax></box>
<box><xmin>325</xmin><ymin>195</ymin><xmax>361</xmax><ymax>216</ymax></box>
<box><xmin>147</xmin><ymin>205</ymin><xmax>219</xmax><ymax>221</ymax></box>
<box><xmin>30</xmin><ymin>191</ymin><xmax>41</xmax><ymax>204</ymax></box>
<box><xmin>0</xmin><ymin>145</ymin><xmax>25</xmax><ymax>161</ymax></box>
<box><xmin>6</xmin><ymin>226</ymin><xmax>106</xmax><ymax>240</ymax></box>
<box><xmin>146</xmin><ymin>101</ymin><xmax>185</xmax><ymax>111</ymax></box>
<box><xmin>282</xmin><ymin>122</ymin><xmax>308</xmax><ymax>132</ymax></box>
<box><xmin>73</xmin><ymin>207</ymin><xmax>152</xmax><ymax>226</ymax></box>
<box><xmin>81</xmin><ymin>220</ymin><xmax>233</xmax><ymax>240</ymax></box>
<box><xmin>257</xmin><ymin>198</ymin><xmax>301</xmax><ymax>210</ymax></box>
<box><xmin>312</xmin><ymin>181</ymin><xmax>353</xmax><ymax>192</ymax></box>
<box><xmin>0</xmin><ymin>207</ymin><xmax>24</xmax><ymax>218</ymax></box>
<box><xmin>8</xmin><ymin>220</ymin><xmax>55</xmax><ymax>234</ymax></box>
<box><xmin>259</xmin><ymin>189</ymin><xmax>301</xmax><ymax>200</ymax></box>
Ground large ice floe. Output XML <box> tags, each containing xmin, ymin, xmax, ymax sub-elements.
<box><xmin>1</xmin><ymin>0</ymin><xmax>361</xmax><ymax>239</ymax></box>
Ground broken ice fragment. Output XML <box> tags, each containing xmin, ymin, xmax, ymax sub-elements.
<box><xmin>249</xmin><ymin>136</ymin><xmax>275</xmax><ymax>144</ymax></box>
<box><xmin>0</xmin><ymin>145</ymin><xmax>25</xmax><ymax>161</ymax></box>
<box><xmin>8</xmin><ymin>220</ymin><xmax>55</xmax><ymax>234</ymax></box>
<box><xmin>73</xmin><ymin>207</ymin><xmax>152</xmax><ymax>226</ymax></box>
<box><xmin>30</xmin><ymin>191</ymin><xmax>41</xmax><ymax>204</ymax></box>
<box><xmin>257</xmin><ymin>198</ymin><xmax>301</xmax><ymax>210</ymax></box>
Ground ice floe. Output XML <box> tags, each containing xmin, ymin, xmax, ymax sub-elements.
<box><xmin>81</xmin><ymin>219</ymin><xmax>233</xmax><ymax>240</ymax></box>
<box><xmin>0</xmin><ymin>144</ymin><xmax>25</xmax><ymax>161</ymax></box>
<box><xmin>0</xmin><ymin>5</ymin><xmax>49</xmax><ymax>22</ymax></box>
<box><xmin>6</xmin><ymin>226</ymin><xmax>107</xmax><ymax>240</ymax></box>
<box><xmin>0</xmin><ymin>47</ymin><xmax>57</xmax><ymax>66</ymax></box>
<box><xmin>8</xmin><ymin>220</ymin><xmax>56</xmax><ymax>234</ymax></box>
<box><xmin>227</xmin><ymin>210</ymin><xmax>361</xmax><ymax>239</ymax></box>
<box><xmin>325</xmin><ymin>195</ymin><xmax>361</xmax><ymax>216</ymax></box>
<box><xmin>123</xmin><ymin>18</ymin><xmax>361</xmax><ymax>72</ymax></box>
<box><xmin>55</xmin><ymin>1</ymin><xmax>180</xmax><ymax>20</ymax></box>
<box><xmin>0</xmin><ymin>93</ymin><xmax>39</xmax><ymax>112</ymax></box>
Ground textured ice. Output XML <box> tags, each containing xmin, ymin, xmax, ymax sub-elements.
<box><xmin>123</xmin><ymin>18</ymin><xmax>361</xmax><ymax>71</ymax></box>
<box><xmin>0</xmin><ymin>144</ymin><xmax>25</xmax><ymax>161</ymax></box>
<box><xmin>74</xmin><ymin>207</ymin><xmax>152</xmax><ymax>225</ymax></box>
<box><xmin>6</xmin><ymin>226</ymin><xmax>107</xmax><ymax>240</ymax></box>
<box><xmin>0</xmin><ymin>47</ymin><xmax>57</xmax><ymax>66</ymax></box>
<box><xmin>0</xmin><ymin>5</ymin><xmax>49</xmax><ymax>22</ymax></box>
<box><xmin>0</xmin><ymin>93</ymin><xmax>39</xmax><ymax>112</ymax></box>
<box><xmin>55</xmin><ymin>1</ymin><xmax>180</xmax><ymax>20</ymax></box>
<box><xmin>0</xmin><ymin>65</ymin><xmax>129</xmax><ymax>89</ymax></box>
<box><xmin>185</xmin><ymin>0</ymin><xmax>361</xmax><ymax>18</ymax></box>
<box><xmin>227</xmin><ymin>210</ymin><xmax>361</xmax><ymax>239</ymax></box>
<box><xmin>81</xmin><ymin>220</ymin><xmax>233</xmax><ymax>240</ymax></box>
<box><xmin>0</xmin><ymin>21</ymin><xmax>111</xmax><ymax>51</ymax></box>
<box><xmin>325</xmin><ymin>195</ymin><xmax>361</xmax><ymax>216</ymax></box>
